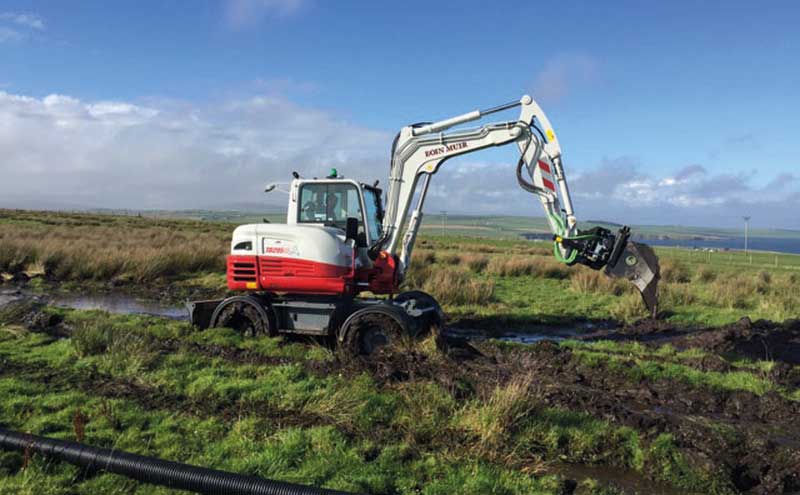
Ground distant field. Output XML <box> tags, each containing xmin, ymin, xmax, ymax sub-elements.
<box><xmin>2</xmin><ymin>208</ymin><xmax>799</xmax><ymax>326</ymax></box>
<box><xmin>80</xmin><ymin>208</ymin><xmax>800</xmax><ymax>241</ymax></box>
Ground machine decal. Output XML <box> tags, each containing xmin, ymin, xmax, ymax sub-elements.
<box><xmin>262</xmin><ymin>238</ymin><xmax>300</xmax><ymax>257</ymax></box>
<box><xmin>424</xmin><ymin>141</ymin><xmax>468</xmax><ymax>157</ymax></box>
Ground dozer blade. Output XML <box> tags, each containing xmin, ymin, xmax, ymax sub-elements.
<box><xmin>604</xmin><ymin>241</ymin><xmax>661</xmax><ymax>318</ymax></box>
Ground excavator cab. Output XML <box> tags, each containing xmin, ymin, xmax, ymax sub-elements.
<box><xmin>290</xmin><ymin>176</ymin><xmax>384</xmax><ymax>247</ymax></box>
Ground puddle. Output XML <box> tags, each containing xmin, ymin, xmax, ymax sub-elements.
<box><xmin>551</xmin><ymin>463</ymin><xmax>684</xmax><ymax>495</ymax></box>
<box><xmin>0</xmin><ymin>288</ymin><xmax>25</xmax><ymax>308</ymax></box>
<box><xmin>447</xmin><ymin>321</ymin><xmax>605</xmax><ymax>344</ymax></box>
<box><xmin>48</xmin><ymin>293</ymin><xmax>187</xmax><ymax>319</ymax></box>
<box><xmin>6</xmin><ymin>286</ymin><xmax>610</xmax><ymax>345</ymax></box>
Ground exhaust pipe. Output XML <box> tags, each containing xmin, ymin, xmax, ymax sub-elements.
<box><xmin>0</xmin><ymin>428</ymin><xmax>359</xmax><ymax>495</ymax></box>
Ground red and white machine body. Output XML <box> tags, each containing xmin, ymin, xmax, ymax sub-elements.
<box><xmin>226</xmin><ymin>177</ymin><xmax>398</xmax><ymax>297</ymax></box>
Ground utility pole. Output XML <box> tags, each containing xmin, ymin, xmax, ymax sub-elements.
<box><xmin>743</xmin><ymin>216</ymin><xmax>751</xmax><ymax>255</ymax></box>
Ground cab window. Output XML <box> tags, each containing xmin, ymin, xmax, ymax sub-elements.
<box><xmin>362</xmin><ymin>187</ymin><xmax>383</xmax><ymax>242</ymax></box>
<box><xmin>298</xmin><ymin>183</ymin><xmax>363</xmax><ymax>231</ymax></box>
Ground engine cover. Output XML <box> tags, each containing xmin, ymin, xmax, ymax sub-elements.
<box><xmin>227</xmin><ymin>224</ymin><xmax>355</xmax><ymax>294</ymax></box>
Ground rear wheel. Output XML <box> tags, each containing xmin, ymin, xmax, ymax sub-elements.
<box><xmin>210</xmin><ymin>296</ymin><xmax>275</xmax><ymax>338</ymax></box>
<box><xmin>339</xmin><ymin>305</ymin><xmax>413</xmax><ymax>355</ymax></box>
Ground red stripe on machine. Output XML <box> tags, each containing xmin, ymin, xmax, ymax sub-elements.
<box><xmin>542</xmin><ymin>178</ymin><xmax>556</xmax><ymax>191</ymax></box>
<box><xmin>538</xmin><ymin>160</ymin><xmax>551</xmax><ymax>174</ymax></box>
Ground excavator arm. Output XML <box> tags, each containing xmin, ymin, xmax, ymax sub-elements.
<box><xmin>375</xmin><ymin>95</ymin><xmax>660</xmax><ymax>315</ymax></box>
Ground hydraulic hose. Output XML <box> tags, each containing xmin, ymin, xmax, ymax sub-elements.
<box><xmin>0</xmin><ymin>428</ymin><xmax>359</xmax><ymax>495</ymax></box>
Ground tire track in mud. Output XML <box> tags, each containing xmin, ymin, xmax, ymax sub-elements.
<box><xmin>347</xmin><ymin>340</ymin><xmax>800</xmax><ymax>494</ymax></box>
<box><xmin>497</xmin><ymin>343</ymin><xmax>799</xmax><ymax>495</ymax></box>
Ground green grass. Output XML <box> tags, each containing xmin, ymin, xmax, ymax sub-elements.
<box><xmin>1</xmin><ymin>209</ymin><xmax>797</xmax><ymax>493</ymax></box>
<box><xmin>0</xmin><ymin>307</ymin><xmax>735</xmax><ymax>494</ymax></box>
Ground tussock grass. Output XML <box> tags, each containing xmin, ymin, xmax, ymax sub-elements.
<box><xmin>660</xmin><ymin>259</ymin><xmax>691</xmax><ymax>283</ymax></box>
<box><xmin>72</xmin><ymin>318</ymin><xmax>160</xmax><ymax>376</ymax></box>
<box><xmin>569</xmin><ymin>267</ymin><xmax>628</xmax><ymax>296</ymax></box>
<box><xmin>486</xmin><ymin>256</ymin><xmax>569</xmax><ymax>279</ymax></box>
<box><xmin>0</xmin><ymin>242</ymin><xmax>37</xmax><ymax>274</ymax></box>
<box><xmin>414</xmin><ymin>249</ymin><xmax>437</xmax><ymax>265</ymax></box>
<box><xmin>660</xmin><ymin>283</ymin><xmax>697</xmax><ymax>308</ymax></box>
<box><xmin>708</xmin><ymin>274</ymin><xmax>756</xmax><ymax>309</ymax></box>
<box><xmin>457</xmin><ymin>376</ymin><xmax>539</xmax><ymax>456</ymax></box>
<box><xmin>695</xmin><ymin>266</ymin><xmax>717</xmax><ymax>283</ymax></box>
<box><xmin>421</xmin><ymin>268</ymin><xmax>495</xmax><ymax>306</ymax></box>
<box><xmin>439</xmin><ymin>253</ymin><xmax>462</xmax><ymax>265</ymax></box>
<box><xmin>462</xmin><ymin>254</ymin><xmax>490</xmax><ymax>273</ymax></box>
<box><xmin>0</xmin><ymin>210</ymin><xmax>228</xmax><ymax>284</ymax></box>
<box><xmin>609</xmin><ymin>293</ymin><xmax>648</xmax><ymax>322</ymax></box>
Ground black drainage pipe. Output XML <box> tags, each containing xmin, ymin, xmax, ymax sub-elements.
<box><xmin>0</xmin><ymin>428</ymin><xmax>358</xmax><ymax>495</ymax></box>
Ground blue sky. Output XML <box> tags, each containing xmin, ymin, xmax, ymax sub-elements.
<box><xmin>1</xmin><ymin>0</ymin><xmax>799</xmax><ymax>228</ymax></box>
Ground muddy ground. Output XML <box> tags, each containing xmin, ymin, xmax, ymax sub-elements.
<box><xmin>347</xmin><ymin>318</ymin><xmax>800</xmax><ymax>495</ymax></box>
<box><xmin>1</xmin><ymin>290</ymin><xmax>799</xmax><ymax>494</ymax></box>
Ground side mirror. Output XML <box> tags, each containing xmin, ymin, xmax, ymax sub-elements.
<box><xmin>345</xmin><ymin>217</ymin><xmax>359</xmax><ymax>242</ymax></box>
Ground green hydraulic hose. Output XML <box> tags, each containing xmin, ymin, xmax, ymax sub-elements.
<box><xmin>548</xmin><ymin>213</ymin><xmax>600</xmax><ymax>264</ymax></box>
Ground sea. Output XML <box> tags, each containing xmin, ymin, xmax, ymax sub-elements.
<box><xmin>641</xmin><ymin>236</ymin><xmax>800</xmax><ymax>255</ymax></box>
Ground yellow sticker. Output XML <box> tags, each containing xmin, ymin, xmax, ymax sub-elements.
<box><xmin>546</xmin><ymin>129</ymin><xmax>556</xmax><ymax>141</ymax></box>
<box><xmin>246</xmin><ymin>281</ymin><xmax>257</xmax><ymax>289</ymax></box>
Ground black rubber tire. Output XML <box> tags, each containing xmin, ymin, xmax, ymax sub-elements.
<box><xmin>210</xmin><ymin>296</ymin><xmax>275</xmax><ymax>338</ymax></box>
<box><xmin>339</xmin><ymin>305</ymin><xmax>412</xmax><ymax>355</ymax></box>
<box><xmin>393</xmin><ymin>290</ymin><xmax>444</xmax><ymax>336</ymax></box>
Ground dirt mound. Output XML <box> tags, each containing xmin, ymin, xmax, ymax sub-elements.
<box><xmin>675</xmin><ymin>317</ymin><xmax>800</xmax><ymax>366</ymax></box>
<box><xmin>498</xmin><ymin>342</ymin><xmax>800</xmax><ymax>494</ymax></box>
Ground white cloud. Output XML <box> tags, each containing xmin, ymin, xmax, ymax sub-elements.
<box><xmin>0</xmin><ymin>90</ymin><xmax>388</xmax><ymax>209</ymax></box>
<box><xmin>223</xmin><ymin>0</ymin><xmax>306</xmax><ymax>29</ymax></box>
<box><xmin>0</xmin><ymin>26</ymin><xmax>23</xmax><ymax>43</ymax></box>
<box><xmin>568</xmin><ymin>159</ymin><xmax>799</xmax><ymax>227</ymax></box>
<box><xmin>0</xmin><ymin>12</ymin><xmax>45</xmax><ymax>30</ymax></box>
<box><xmin>0</xmin><ymin>88</ymin><xmax>796</xmax><ymax>228</ymax></box>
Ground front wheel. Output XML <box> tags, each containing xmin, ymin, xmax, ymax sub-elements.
<box><xmin>394</xmin><ymin>290</ymin><xmax>444</xmax><ymax>336</ymax></box>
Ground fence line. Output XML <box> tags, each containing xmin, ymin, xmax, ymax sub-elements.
<box><xmin>657</xmin><ymin>248</ymin><xmax>800</xmax><ymax>271</ymax></box>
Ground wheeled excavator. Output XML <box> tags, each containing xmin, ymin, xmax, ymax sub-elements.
<box><xmin>188</xmin><ymin>95</ymin><xmax>661</xmax><ymax>353</ymax></box>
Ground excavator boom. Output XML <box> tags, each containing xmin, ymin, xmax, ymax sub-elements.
<box><xmin>379</xmin><ymin>95</ymin><xmax>661</xmax><ymax>314</ymax></box>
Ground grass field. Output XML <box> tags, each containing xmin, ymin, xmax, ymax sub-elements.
<box><xmin>2</xmin><ymin>209</ymin><xmax>799</xmax><ymax>327</ymax></box>
<box><xmin>1</xmin><ymin>209</ymin><xmax>799</xmax><ymax>494</ymax></box>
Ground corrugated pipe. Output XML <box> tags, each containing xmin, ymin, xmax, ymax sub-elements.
<box><xmin>0</xmin><ymin>428</ymin><xmax>359</xmax><ymax>495</ymax></box>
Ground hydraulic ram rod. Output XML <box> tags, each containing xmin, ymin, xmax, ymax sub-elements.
<box><xmin>410</xmin><ymin>99</ymin><xmax>522</xmax><ymax>136</ymax></box>
<box><xmin>0</xmin><ymin>428</ymin><xmax>359</xmax><ymax>495</ymax></box>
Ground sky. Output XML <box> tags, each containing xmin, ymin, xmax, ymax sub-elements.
<box><xmin>1</xmin><ymin>0</ymin><xmax>799</xmax><ymax>229</ymax></box>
